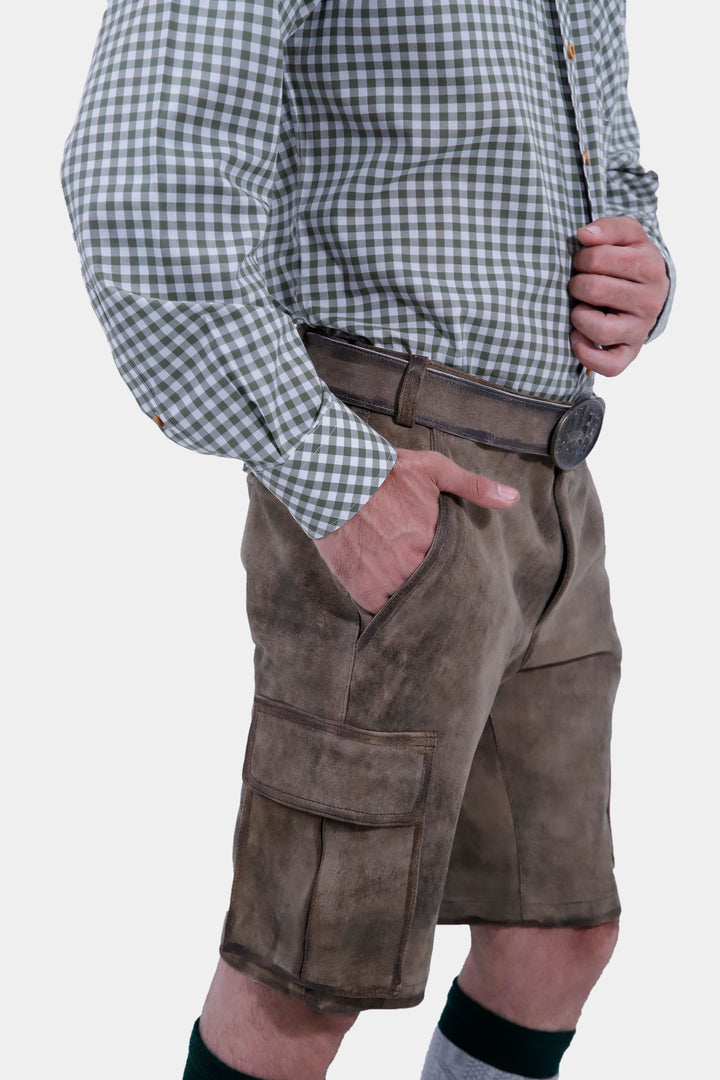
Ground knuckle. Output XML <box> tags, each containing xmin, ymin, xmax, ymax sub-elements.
<box><xmin>614</xmin><ymin>282</ymin><xmax>634</xmax><ymax>309</ymax></box>
<box><xmin>572</xmin><ymin>278</ymin><xmax>591</xmax><ymax>304</ymax></box>
<box><xmin>414</xmin><ymin>450</ymin><xmax>440</xmax><ymax>485</ymax></box>
<box><xmin>601</xmin><ymin>325</ymin><xmax>622</xmax><ymax>346</ymax></box>
<box><xmin>620</xmin><ymin>215</ymin><xmax>643</xmax><ymax>237</ymax></box>
<box><xmin>570</xmin><ymin>308</ymin><xmax>590</xmax><ymax>334</ymax></box>
<box><xmin>572</xmin><ymin>275</ymin><xmax>594</xmax><ymax>302</ymax></box>
<box><xmin>473</xmin><ymin>474</ymin><xmax>492</xmax><ymax>500</ymax></box>
<box><xmin>352</xmin><ymin>584</ymin><xmax>375</xmax><ymax>611</ymax></box>
<box><xmin>570</xmin><ymin>301</ymin><xmax>590</xmax><ymax>322</ymax></box>
<box><xmin>593</xmin><ymin>324</ymin><xmax>615</xmax><ymax>347</ymax></box>
<box><xmin>648</xmin><ymin>256</ymin><xmax>667</xmax><ymax>284</ymax></box>
<box><xmin>603</xmin><ymin>352</ymin><xmax>628</xmax><ymax>377</ymax></box>
<box><xmin>423</xmin><ymin>449</ymin><xmax>446</xmax><ymax>476</ymax></box>
<box><xmin>639</xmin><ymin>294</ymin><xmax>661</xmax><ymax>320</ymax></box>
<box><xmin>585</xmin><ymin>248</ymin><xmax>604</xmax><ymax>273</ymax></box>
<box><xmin>654</xmin><ymin>254</ymin><xmax>668</xmax><ymax>277</ymax></box>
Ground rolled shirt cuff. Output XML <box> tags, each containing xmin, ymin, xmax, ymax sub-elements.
<box><xmin>250</xmin><ymin>391</ymin><xmax>398</xmax><ymax>539</ymax></box>
<box><xmin>645</xmin><ymin>241</ymin><xmax>676</xmax><ymax>343</ymax></box>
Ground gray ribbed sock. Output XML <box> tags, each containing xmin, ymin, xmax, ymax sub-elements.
<box><xmin>420</xmin><ymin>981</ymin><xmax>573</xmax><ymax>1079</ymax></box>
<box><xmin>420</xmin><ymin>1027</ymin><xmax>558</xmax><ymax>1080</ymax></box>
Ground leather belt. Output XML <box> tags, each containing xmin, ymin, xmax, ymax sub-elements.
<box><xmin>299</xmin><ymin>325</ymin><xmax>605</xmax><ymax>470</ymax></box>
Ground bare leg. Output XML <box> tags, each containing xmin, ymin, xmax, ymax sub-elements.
<box><xmin>458</xmin><ymin>920</ymin><xmax>620</xmax><ymax>1030</ymax></box>
<box><xmin>198</xmin><ymin>959</ymin><xmax>358</xmax><ymax>1080</ymax></box>
<box><xmin>198</xmin><ymin>923</ymin><xmax>618</xmax><ymax>1078</ymax></box>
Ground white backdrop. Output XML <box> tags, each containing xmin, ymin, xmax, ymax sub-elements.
<box><xmin>3</xmin><ymin>2</ymin><xmax>717</xmax><ymax>1076</ymax></box>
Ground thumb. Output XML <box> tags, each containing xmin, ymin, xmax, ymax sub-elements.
<box><xmin>577</xmin><ymin>215</ymin><xmax>647</xmax><ymax>247</ymax></box>
<box><xmin>426</xmin><ymin>454</ymin><xmax>519</xmax><ymax>509</ymax></box>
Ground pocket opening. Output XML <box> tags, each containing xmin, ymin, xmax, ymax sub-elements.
<box><xmin>356</xmin><ymin>492</ymin><xmax>451</xmax><ymax>650</ymax></box>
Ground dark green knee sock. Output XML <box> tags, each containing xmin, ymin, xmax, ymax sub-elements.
<box><xmin>423</xmin><ymin>980</ymin><xmax>575</xmax><ymax>1079</ymax></box>
<box><xmin>182</xmin><ymin>1019</ymin><xmax>265</xmax><ymax>1080</ymax></box>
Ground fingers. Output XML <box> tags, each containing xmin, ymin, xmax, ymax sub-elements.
<box><xmin>569</xmin><ymin>302</ymin><xmax>643</xmax><ymax>349</ymax></box>
<box><xmin>568</xmin><ymin>272</ymin><xmax>656</xmax><ymax>320</ymax></box>
<box><xmin>569</xmin><ymin>329</ymin><xmax>638</xmax><ymax>377</ymax></box>
<box><xmin>425</xmin><ymin>452</ymin><xmax>519</xmax><ymax>509</ymax></box>
<box><xmin>570</xmin><ymin>218</ymin><xmax>669</xmax><ymax>376</ymax></box>
<box><xmin>314</xmin><ymin>448</ymin><xmax>519</xmax><ymax>613</ymax></box>
<box><xmin>577</xmin><ymin>216</ymin><xmax>648</xmax><ymax>247</ymax></box>
<box><xmin>572</xmin><ymin>242</ymin><xmax>665</xmax><ymax>286</ymax></box>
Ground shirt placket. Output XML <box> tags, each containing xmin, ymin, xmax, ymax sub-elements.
<box><xmin>552</xmin><ymin>0</ymin><xmax>605</xmax><ymax>220</ymax></box>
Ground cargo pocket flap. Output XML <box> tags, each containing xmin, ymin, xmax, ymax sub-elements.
<box><xmin>244</xmin><ymin>697</ymin><xmax>436</xmax><ymax>827</ymax></box>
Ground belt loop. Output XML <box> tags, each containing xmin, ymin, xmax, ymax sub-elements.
<box><xmin>394</xmin><ymin>354</ymin><xmax>429</xmax><ymax>427</ymax></box>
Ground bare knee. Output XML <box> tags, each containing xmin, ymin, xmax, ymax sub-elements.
<box><xmin>461</xmin><ymin>920</ymin><xmax>620</xmax><ymax>1030</ymax></box>
<box><xmin>200</xmin><ymin>959</ymin><xmax>358</xmax><ymax>1079</ymax></box>
<box><xmin>559</xmin><ymin>919</ymin><xmax>620</xmax><ymax>977</ymax></box>
<box><xmin>573</xmin><ymin>918</ymin><xmax>620</xmax><ymax>967</ymax></box>
<box><xmin>468</xmin><ymin>918</ymin><xmax>619</xmax><ymax>970</ymax></box>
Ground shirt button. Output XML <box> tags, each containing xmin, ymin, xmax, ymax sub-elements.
<box><xmin>583</xmin><ymin>149</ymin><xmax>590</xmax><ymax>165</ymax></box>
<box><xmin>567</xmin><ymin>42</ymin><xmax>576</xmax><ymax>59</ymax></box>
<box><xmin>152</xmin><ymin>414</ymin><xmax>164</xmax><ymax>428</ymax></box>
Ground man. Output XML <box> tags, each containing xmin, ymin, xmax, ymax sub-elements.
<box><xmin>62</xmin><ymin>1</ymin><xmax>673</xmax><ymax>1077</ymax></box>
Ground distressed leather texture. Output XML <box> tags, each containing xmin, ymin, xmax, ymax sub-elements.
<box><xmin>221</xmin><ymin>410</ymin><xmax>622</xmax><ymax>1012</ymax></box>
<box><xmin>300</xmin><ymin>327</ymin><xmax>604</xmax><ymax>464</ymax></box>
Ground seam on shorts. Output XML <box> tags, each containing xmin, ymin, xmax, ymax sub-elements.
<box><xmin>251</xmin><ymin>695</ymin><xmax>436</xmax><ymax>749</ymax></box>
<box><xmin>437</xmin><ymin>909</ymin><xmax>622</xmax><ymax>930</ymax></box>
<box><xmin>439</xmin><ymin>895</ymin><xmax>617</xmax><ymax>908</ymax></box>
<box><xmin>224</xmin><ymin>942</ymin><xmax>430</xmax><ymax>1000</ymax></box>
<box><xmin>230</xmin><ymin>788</ymin><xmax>254</xmax><ymax>887</ymax></box>
<box><xmin>440</xmin><ymin>891</ymin><xmax>620</xmax><ymax>909</ymax></box>
<box><xmin>519</xmin><ymin>469</ymin><xmax>573</xmax><ymax>670</ymax></box>
<box><xmin>245</xmin><ymin>780</ymin><xmax>426</xmax><ymax>821</ymax></box>
<box><xmin>299</xmin><ymin>816</ymin><xmax>326</xmax><ymax>984</ymax></box>
<box><xmin>522</xmin><ymin>891</ymin><xmax>621</xmax><ymax>910</ymax></box>
<box><xmin>487</xmin><ymin>713</ymin><xmax>526</xmax><ymax>920</ymax></box>
<box><xmin>340</xmin><ymin>607</ymin><xmax>365</xmax><ymax>722</ymax></box>
<box><xmin>392</xmin><ymin>743</ymin><xmax>435</xmax><ymax>986</ymax></box>
<box><xmin>519</xmin><ymin>647</ymin><xmax>619</xmax><ymax>673</ymax></box>
<box><xmin>391</xmin><ymin>821</ymin><xmax>424</xmax><ymax>990</ymax></box>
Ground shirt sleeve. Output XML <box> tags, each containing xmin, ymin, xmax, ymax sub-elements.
<box><xmin>602</xmin><ymin>5</ymin><xmax>676</xmax><ymax>342</ymax></box>
<box><xmin>61</xmin><ymin>0</ymin><xmax>397</xmax><ymax>539</ymax></box>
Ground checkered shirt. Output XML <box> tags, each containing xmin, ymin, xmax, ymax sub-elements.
<box><xmin>62</xmin><ymin>0</ymin><xmax>674</xmax><ymax>537</ymax></box>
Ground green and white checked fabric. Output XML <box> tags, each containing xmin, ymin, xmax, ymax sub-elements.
<box><xmin>62</xmin><ymin>0</ymin><xmax>673</xmax><ymax>537</ymax></box>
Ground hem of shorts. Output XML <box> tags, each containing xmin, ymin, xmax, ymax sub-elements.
<box><xmin>437</xmin><ymin>896</ymin><xmax>621</xmax><ymax>928</ymax></box>
<box><xmin>220</xmin><ymin>946</ymin><xmax>427</xmax><ymax>1014</ymax></box>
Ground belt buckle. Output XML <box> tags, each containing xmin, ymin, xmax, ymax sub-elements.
<box><xmin>549</xmin><ymin>397</ymin><xmax>605</xmax><ymax>470</ymax></box>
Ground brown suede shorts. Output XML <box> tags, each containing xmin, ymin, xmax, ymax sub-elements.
<box><xmin>220</xmin><ymin>408</ymin><xmax>622</xmax><ymax>1013</ymax></box>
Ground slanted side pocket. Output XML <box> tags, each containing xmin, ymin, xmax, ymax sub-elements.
<box><xmin>227</xmin><ymin>696</ymin><xmax>436</xmax><ymax>999</ymax></box>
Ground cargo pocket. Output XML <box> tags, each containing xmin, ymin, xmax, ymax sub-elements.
<box><xmin>226</xmin><ymin>696</ymin><xmax>436</xmax><ymax>998</ymax></box>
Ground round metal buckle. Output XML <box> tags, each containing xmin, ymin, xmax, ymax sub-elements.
<box><xmin>549</xmin><ymin>397</ymin><xmax>605</xmax><ymax>470</ymax></box>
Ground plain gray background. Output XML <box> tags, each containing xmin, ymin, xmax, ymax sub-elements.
<box><xmin>3</xmin><ymin>1</ymin><xmax>717</xmax><ymax>1076</ymax></box>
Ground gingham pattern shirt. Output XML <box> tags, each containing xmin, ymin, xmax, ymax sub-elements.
<box><xmin>62</xmin><ymin>0</ymin><xmax>673</xmax><ymax>537</ymax></box>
